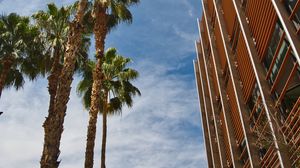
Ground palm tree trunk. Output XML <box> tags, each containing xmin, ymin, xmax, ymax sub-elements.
<box><xmin>84</xmin><ymin>4</ymin><xmax>108</xmax><ymax>168</ymax></box>
<box><xmin>84</xmin><ymin>105</ymin><xmax>98</xmax><ymax>168</ymax></box>
<box><xmin>40</xmin><ymin>47</ymin><xmax>62</xmax><ymax>167</ymax></box>
<box><xmin>101</xmin><ymin>91</ymin><xmax>108</xmax><ymax>168</ymax></box>
<box><xmin>0</xmin><ymin>58</ymin><xmax>14</xmax><ymax>98</ymax></box>
<box><xmin>83</xmin><ymin>64</ymin><xmax>104</xmax><ymax>168</ymax></box>
<box><xmin>40</xmin><ymin>1</ymin><xmax>88</xmax><ymax>168</ymax></box>
<box><xmin>84</xmin><ymin>61</ymin><xmax>104</xmax><ymax>168</ymax></box>
<box><xmin>46</xmin><ymin>47</ymin><xmax>62</xmax><ymax>119</ymax></box>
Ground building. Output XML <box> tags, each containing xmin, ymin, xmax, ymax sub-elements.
<box><xmin>193</xmin><ymin>0</ymin><xmax>300</xmax><ymax>167</ymax></box>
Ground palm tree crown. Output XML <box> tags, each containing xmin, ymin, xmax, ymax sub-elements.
<box><xmin>77</xmin><ymin>47</ymin><xmax>140</xmax><ymax>113</ymax></box>
<box><xmin>33</xmin><ymin>3</ymin><xmax>91</xmax><ymax>74</ymax></box>
<box><xmin>0</xmin><ymin>13</ymin><xmax>43</xmax><ymax>96</ymax></box>
<box><xmin>99</xmin><ymin>0</ymin><xmax>140</xmax><ymax>30</ymax></box>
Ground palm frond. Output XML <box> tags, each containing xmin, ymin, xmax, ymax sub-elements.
<box><xmin>0</xmin><ymin>13</ymin><xmax>44</xmax><ymax>91</ymax></box>
<box><xmin>77</xmin><ymin>47</ymin><xmax>140</xmax><ymax>115</ymax></box>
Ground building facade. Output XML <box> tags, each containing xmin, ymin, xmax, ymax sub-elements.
<box><xmin>194</xmin><ymin>0</ymin><xmax>300</xmax><ymax>167</ymax></box>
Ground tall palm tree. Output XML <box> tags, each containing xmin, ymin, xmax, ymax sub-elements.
<box><xmin>34</xmin><ymin>3</ymin><xmax>91</xmax><ymax>168</ymax></box>
<box><xmin>38</xmin><ymin>1</ymin><xmax>90</xmax><ymax>168</ymax></box>
<box><xmin>33</xmin><ymin>3</ymin><xmax>76</xmax><ymax>119</ymax></box>
<box><xmin>0</xmin><ymin>13</ymin><xmax>43</xmax><ymax>97</ymax></box>
<box><xmin>81</xmin><ymin>48</ymin><xmax>140</xmax><ymax>168</ymax></box>
<box><xmin>87</xmin><ymin>1</ymin><xmax>140</xmax><ymax>167</ymax></box>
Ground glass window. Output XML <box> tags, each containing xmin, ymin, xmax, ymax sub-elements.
<box><xmin>268</xmin><ymin>39</ymin><xmax>289</xmax><ymax>85</ymax></box>
<box><xmin>284</xmin><ymin>0</ymin><xmax>300</xmax><ymax>31</ymax></box>
<box><xmin>263</xmin><ymin>22</ymin><xmax>284</xmax><ymax>70</ymax></box>
<box><xmin>281</xmin><ymin>85</ymin><xmax>300</xmax><ymax>117</ymax></box>
<box><xmin>259</xmin><ymin>147</ymin><xmax>267</xmax><ymax>160</ymax></box>
<box><xmin>291</xmin><ymin>54</ymin><xmax>300</xmax><ymax>82</ymax></box>
<box><xmin>280</xmin><ymin>54</ymin><xmax>300</xmax><ymax>119</ymax></box>
<box><xmin>238</xmin><ymin>139</ymin><xmax>249</xmax><ymax>164</ymax></box>
<box><xmin>247</xmin><ymin>83</ymin><xmax>265</xmax><ymax>130</ymax></box>
<box><xmin>248</xmin><ymin>83</ymin><xmax>260</xmax><ymax>110</ymax></box>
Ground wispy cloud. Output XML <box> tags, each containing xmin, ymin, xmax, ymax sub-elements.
<box><xmin>0</xmin><ymin>0</ymin><xmax>74</xmax><ymax>15</ymax></box>
<box><xmin>0</xmin><ymin>0</ymin><xmax>206</xmax><ymax>167</ymax></box>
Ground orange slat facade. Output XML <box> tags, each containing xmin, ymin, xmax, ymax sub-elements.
<box><xmin>221</xmin><ymin>0</ymin><xmax>236</xmax><ymax>38</ymax></box>
<box><xmin>235</xmin><ymin>33</ymin><xmax>256</xmax><ymax>102</ymax></box>
<box><xmin>206</xmin><ymin>0</ymin><xmax>215</xmax><ymax>19</ymax></box>
<box><xmin>226</xmin><ymin>79</ymin><xmax>245</xmax><ymax>145</ymax></box>
<box><xmin>214</xmin><ymin>20</ymin><xmax>228</xmax><ymax>72</ymax></box>
<box><xmin>201</xmin><ymin>15</ymin><xmax>210</xmax><ymax>49</ymax></box>
<box><xmin>220</xmin><ymin>111</ymin><xmax>233</xmax><ymax>168</ymax></box>
<box><xmin>245</xmin><ymin>0</ymin><xmax>278</xmax><ymax>61</ymax></box>
<box><xmin>209</xmin><ymin>57</ymin><xmax>220</xmax><ymax>98</ymax></box>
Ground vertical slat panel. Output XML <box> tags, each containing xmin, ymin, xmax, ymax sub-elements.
<box><xmin>198</xmin><ymin>40</ymin><xmax>222</xmax><ymax>167</ymax></box>
<box><xmin>207</xmin><ymin>0</ymin><xmax>215</xmax><ymax>18</ymax></box>
<box><xmin>226</xmin><ymin>79</ymin><xmax>245</xmax><ymax>145</ymax></box>
<box><xmin>214</xmin><ymin>20</ymin><xmax>228</xmax><ymax>71</ymax></box>
<box><xmin>194</xmin><ymin>59</ymin><xmax>214</xmax><ymax>168</ymax></box>
<box><xmin>201</xmin><ymin>15</ymin><xmax>209</xmax><ymax>49</ymax></box>
<box><xmin>235</xmin><ymin>33</ymin><xmax>256</xmax><ymax>102</ymax></box>
<box><xmin>221</xmin><ymin>0</ymin><xmax>236</xmax><ymax>38</ymax></box>
<box><xmin>245</xmin><ymin>0</ymin><xmax>278</xmax><ymax>60</ymax></box>
<box><xmin>220</xmin><ymin>111</ymin><xmax>233</xmax><ymax>167</ymax></box>
<box><xmin>261</xmin><ymin>12</ymin><xmax>277</xmax><ymax>58</ymax></box>
<box><xmin>209</xmin><ymin>57</ymin><xmax>220</xmax><ymax>98</ymax></box>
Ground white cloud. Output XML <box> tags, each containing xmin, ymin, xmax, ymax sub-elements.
<box><xmin>0</xmin><ymin>61</ymin><xmax>206</xmax><ymax>168</ymax></box>
<box><xmin>0</xmin><ymin>0</ymin><xmax>74</xmax><ymax>16</ymax></box>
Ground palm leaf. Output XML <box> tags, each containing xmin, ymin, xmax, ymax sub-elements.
<box><xmin>77</xmin><ymin>47</ymin><xmax>140</xmax><ymax>115</ymax></box>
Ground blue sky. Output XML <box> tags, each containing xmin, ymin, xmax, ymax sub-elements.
<box><xmin>0</xmin><ymin>0</ymin><xmax>206</xmax><ymax>167</ymax></box>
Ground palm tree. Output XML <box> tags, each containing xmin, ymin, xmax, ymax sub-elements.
<box><xmin>87</xmin><ymin>1</ymin><xmax>140</xmax><ymax>167</ymax></box>
<box><xmin>34</xmin><ymin>3</ymin><xmax>91</xmax><ymax>168</ymax></box>
<box><xmin>80</xmin><ymin>48</ymin><xmax>140</xmax><ymax>168</ymax></box>
<box><xmin>0</xmin><ymin>13</ymin><xmax>43</xmax><ymax>97</ymax></box>
<box><xmin>33</xmin><ymin>3</ymin><xmax>76</xmax><ymax>119</ymax></box>
<box><xmin>37</xmin><ymin>1</ymin><xmax>90</xmax><ymax>167</ymax></box>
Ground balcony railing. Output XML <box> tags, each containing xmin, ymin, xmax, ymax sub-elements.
<box><xmin>260</xmin><ymin>143</ymin><xmax>280</xmax><ymax>168</ymax></box>
<box><xmin>281</xmin><ymin>98</ymin><xmax>300</xmax><ymax>167</ymax></box>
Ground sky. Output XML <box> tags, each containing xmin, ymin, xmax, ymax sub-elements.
<box><xmin>0</xmin><ymin>0</ymin><xmax>207</xmax><ymax>168</ymax></box>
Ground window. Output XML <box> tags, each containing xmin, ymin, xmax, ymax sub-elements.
<box><xmin>247</xmin><ymin>83</ymin><xmax>263</xmax><ymax>129</ymax></box>
<box><xmin>281</xmin><ymin>84</ymin><xmax>300</xmax><ymax>117</ymax></box>
<box><xmin>284</xmin><ymin>0</ymin><xmax>300</xmax><ymax>31</ymax></box>
<box><xmin>248</xmin><ymin>83</ymin><xmax>260</xmax><ymax>110</ymax></box>
<box><xmin>268</xmin><ymin>39</ymin><xmax>289</xmax><ymax>85</ymax></box>
<box><xmin>263</xmin><ymin>22</ymin><xmax>284</xmax><ymax>70</ymax></box>
<box><xmin>238</xmin><ymin>139</ymin><xmax>249</xmax><ymax>164</ymax></box>
<box><xmin>259</xmin><ymin>147</ymin><xmax>267</xmax><ymax>160</ymax></box>
<box><xmin>280</xmin><ymin>55</ymin><xmax>300</xmax><ymax>119</ymax></box>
